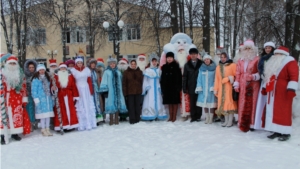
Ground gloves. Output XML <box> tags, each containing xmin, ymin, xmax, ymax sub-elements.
<box><xmin>261</xmin><ymin>88</ymin><xmax>267</xmax><ymax>95</ymax></box>
<box><xmin>246</xmin><ymin>75</ymin><xmax>253</xmax><ymax>81</ymax></box>
<box><xmin>221</xmin><ymin>77</ymin><xmax>229</xmax><ymax>84</ymax></box>
<box><xmin>287</xmin><ymin>90</ymin><xmax>296</xmax><ymax>99</ymax></box>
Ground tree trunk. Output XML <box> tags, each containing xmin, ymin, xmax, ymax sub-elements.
<box><xmin>215</xmin><ymin>0</ymin><xmax>220</xmax><ymax>47</ymax></box>
<box><xmin>285</xmin><ymin>0</ymin><xmax>293</xmax><ymax>48</ymax></box>
<box><xmin>170</xmin><ymin>0</ymin><xmax>179</xmax><ymax>35</ymax></box>
<box><xmin>232</xmin><ymin>0</ymin><xmax>239</xmax><ymax>58</ymax></box>
<box><xmin>202</xmin><ymin>0</ymin><xmax>210</xmax><ymax>54</ymax></box>
<box><xmin>21</xmin><ymin>0</ymin><xmax>27</xmax><ymax>66</ymax></box>
<box><xmin>291</xmin><ymin>0</ymin><xmax>300</xmax><ymax>61</ymax></box>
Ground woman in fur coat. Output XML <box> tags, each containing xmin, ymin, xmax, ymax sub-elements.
<box><xmin>160</xmin><ymin>52</ymin><xmax>182</xmax><ymax>122</ymax></box>
<box><xmin>195</xmin><ymin>55</ymin><xmax>217</xmax><ymax>124</ymax></box>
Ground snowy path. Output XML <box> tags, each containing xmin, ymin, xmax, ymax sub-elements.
<box><xmin>1</xmin><ymin>119</ymin><xmax>300</xmax><ymax>169</ymax></box>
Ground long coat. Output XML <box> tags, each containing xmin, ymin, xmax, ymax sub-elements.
<box><xmin>99</xmin><ymin>66</ymin><xmax>127</xmax><ymax>114</ymax></box>
<box><xmin>53</xmin><ymin>70</ymin><xmax>79</xmax><ymax>131</ymax></box>
<box><xmin>234</xmin><ymin>56</ymin><xmax>260</xmax><ymax>131</ymax></box>
<box><xmin>160</xmin><ymin>61</ymin><xmax>182</xmax><ymax>104</ymax></box>
<box><xmin>214</xmin><ymin>61</ymin><xmax>237</xmax><ymax>116</ymax></box>
<box><xmin>31</xmin><ymin>77</ymin><xmax>54</xmax><ymax>119</ymax></box>
<box><xmin>141</xmin><ymin>67</ymin><xmax>167</xmax><ymax>120</ymax></box>
<box><xmin>122</xmin><ymin>67</ymin><xmax>143</xmax><ymax>96</ymax></box>
<box><xmin>195</xmin><ymin>61</ymin><xmax>217</xmax><ymax>108</ymax></box>
<box><xmin>261</xmin><ymin>56</ymin><xmax>299</xmax><ymax>134</ymax></box>
<box><xmin>182</xmin><ymin>59</ymin><xmax>203</xmax><ymax>94</ymax></box>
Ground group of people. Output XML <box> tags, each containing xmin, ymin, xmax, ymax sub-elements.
<box><xmin>0</xmin><ymin>35</ymin><xmax>299</xmax><ymax>144</ymax></box>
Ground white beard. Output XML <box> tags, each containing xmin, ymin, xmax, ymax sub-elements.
<box><xmin>136</xmin><ymin>60</ymin><xmax>148</xmax><ymax>71</ymax></box>
<box><xmin>3</xmin><ymin>63</ymin><xmax>21</xmax><ymax>88</ymax></box>
<box><xmin>177</xmin><ymin>50</ymin><xmax>187</xmax><ymax>68</ymax></box>
<box><xmin>50</xmin><ymin>67</ymin><xmax>56</xmax><ymax>74</ymax></box>
<box><xmin>240</xmin><ymin>48</ymin><xmax>257</xmax><ymax>61</ymax></box>
<box><xmin>57</xmin><ymin>70</ymin><xmax>69</xmax><ymax>88</ymax></box>
<box><xmin>117</xmin><ymin>64</ymin><xmax>128</xmax><ymax>71</ymax></box>
<box><xmin>263</xmin><ymin>55</ymin><xmax>286</xmax><ymax>83</ymax></box>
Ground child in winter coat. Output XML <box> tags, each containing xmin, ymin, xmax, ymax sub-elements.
<box><xmin>31</xmin><ymin>64</ymin><xmax>54</xmax><ymax>136</ymax></box>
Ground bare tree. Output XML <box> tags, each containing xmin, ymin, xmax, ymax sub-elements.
<box><xmin>170</xmin><ymin>0</ymin><xmax>179</xmax><ymax>35</ymax></box>
<box><xmin>202</xmin><ymin>0</ymin><xmax>210</xmax><ymax>54</ymax></box>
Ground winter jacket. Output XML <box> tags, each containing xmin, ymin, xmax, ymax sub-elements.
<box><xmin>182</xmin><ymin>59</ymin><xmax>203</xmax><ymax>94</ymax></box>
<box><xmin>160</xmin><ymin>61</ymin><xmax>182</xmax><ymax>104</ymax></box>
<box><xmin>122</xmin><ymin>67</ymin><xmax>143</xmax><ymax>96</ymax></box>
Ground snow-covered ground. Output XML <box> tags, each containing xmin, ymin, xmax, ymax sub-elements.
<box><xmin>1</xmin><ymin>117</ymin><xmax>300</xmax><ymax>169</ymax></box>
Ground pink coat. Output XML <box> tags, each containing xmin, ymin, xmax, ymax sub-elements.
<box><xmin>234</xmin><ymin>56</ymin><xmax>260</xmax><ymax>132</ymax></box>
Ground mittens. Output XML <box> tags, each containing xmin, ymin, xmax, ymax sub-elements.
<box><xmin>261</xmin><ymin>88</ymin><xmax>267</xmax><ymax>95</ymax></box>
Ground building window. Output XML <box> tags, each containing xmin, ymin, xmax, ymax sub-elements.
<box><xmin>26</xmin><ymin>28</ymin><xmax>46</xmax><ymax>45</ymax></box>
<box><xmin>64</xmin><ymin>27</ymin><xmax>87</xmax><ymax>44</ymax></box>
<box><xmin>127</xmin><ymin>24</ymin><xmax>140</xmax><ymax>40</ymax></box>
<box><xmin>127</xmin><ymin>54</ymin><xmax>136</xmax><ymax>62</ymax></box>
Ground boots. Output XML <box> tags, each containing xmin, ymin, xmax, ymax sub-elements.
<box><xmin>41</xmin><ymin>129</ymin><xmax>48</xmax><ymax>136</ymax></box>
<box><xmin>46</xmin><ymin>128</ymin><xmax>53</xmax><ymax>136</ymax></box>
<box><xmin>11</xmin><ymin>134</ymin><xmax>22</xmax><ymax>141</ymax></box>
<box><xmin>1</xmin><ymin>135</ymin><xmax>6</xmax><ymax>145</ymax></box>
<box><xmin>109</xmin><ymin>114</ymin><xmax>114</xmax><ymax>126</ymax></box>
<box><xmin>226</xmin><ymin>114</ymin><xmax>234</xmax><ymax>127</ymax></box>
<box><xmin>115</xmin><ymin>112</ymin><xmax>119</xmax><ymax>125</ymax></box>
<box><xmin>209</xmin><ymin>113</ymin><xmax>214</xmax><ymax>124</ymax></box>
<box><xmin>221</xmin><ymin>115</ymin><xmax>229</xmax><ymax>127</ymax></box>
<box><xmin>205</xmin><ymin>113</ymin><xmax>209</xmax><ymax>124</ymax></box>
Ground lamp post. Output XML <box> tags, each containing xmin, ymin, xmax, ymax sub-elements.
<box><xmin>47</xmin><ymin>50</ymin><xmax>57</xmax><ymax>59</ymax></box>
<box><xmin>103</xmin><ymin>20</ymin><xmax>124</xmax><ymax>61</ymax></box>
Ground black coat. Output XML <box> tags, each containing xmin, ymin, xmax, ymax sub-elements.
<box><xmin>182</xmin><ymin>59</ymin><xmax>203</xmax><ymax>94</ymax></box>
<box><xmin>160</xmin><ymin>61</ymin><xmax>182</xmax><ymax>104</ymax></box>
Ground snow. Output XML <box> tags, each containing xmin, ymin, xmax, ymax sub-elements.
<box><xmin>1</xmin><ymin>116</ymin><xmax>300</xmax><ymax>169</ymax></box>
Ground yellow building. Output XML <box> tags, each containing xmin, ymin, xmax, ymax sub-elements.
<box><xmin>0</xmin><ymin>1</ymin><xmax>215</xmax><ymax>66</ymax></box>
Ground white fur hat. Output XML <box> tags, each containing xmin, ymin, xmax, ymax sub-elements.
<box><xmin>263</xmin><ymin>41</ymin><xmax>275</xmax><ymax>48</ymax></box>
<box><xmin>203</xmin><ymin>54</ymin><xmax>212</xmax><ymax>60</ymax></box>
<box><xmin>75</xmin><ymin>57</ymin><xmax>83</xmax><ymax>63</ymax></box>
<box><xmin>274</xmin><ymin>46</ymin><xmax>289</xmax><ymax>56</ymax></box>
<box><xmin>244</xmin><ymin>39</ymin><xmax>255</xmax><ymax>47</ymax></box>
<box><xmin>36</xmin><ymin>64</ymin><xmax>46</xmax><ymax>72</ymax></box>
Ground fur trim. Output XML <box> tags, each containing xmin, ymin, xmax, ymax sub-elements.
<box><xmin>24</xmin><ymin>59</ymin><xmax>37</xmax><ymax>77</ymax></box>
<box><xmin>263</xmin><ymin>55</ymin><xmax>286</xmax><ymax>83</ymax></box>
<box><xmin>87</xmin><ymin>58</ymin><xmax>97</xmax><ymax>68</ymax></box>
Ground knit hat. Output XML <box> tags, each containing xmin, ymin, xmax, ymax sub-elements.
<box><xmin>36</xmin><ymin>64</ymin><xmax>46</xmax><ymax>71</ymax></box>
<box><xmin>166</xmin><ymin>52</ymin><xmax>175</xmax><ymax>58</ymax></box>
<box><xmin>49</xmin><ymin>59</ymin><xmax>57</xmax><ymax>66</ymax></box>
<box><xmin>59</xmin><ymin>63</ymin><xmax>67</xmax><ymax>68</ymax></box>
<box><xmin>65</xmin><ymin>59</ymin><xmax>75</xmax><ymax>66</ymax></box>
<box><xmin>203</xmin><ymin>54</ymin><xmax>212</xmax><ymax>60</ymax></box>
<box><xmin>189</xmin><ymin>48</ymin><xmax>199</xmax><ymax>54</ymax></box>
<box><xmin>274</xmin><ymin>46</ymin><xmax>289</xmax><ymax>56</ymax></box>
<box><xmin>264</xmin><ymin>41</ymin><xmax>275</xmax><ymax>48</ymax></box>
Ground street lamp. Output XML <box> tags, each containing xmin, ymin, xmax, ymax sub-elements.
<box><xmin>47</xmin><ymin>50</ymin><xmax>57</xmax><ymax>59</ymax></box>
<box><xmin>103</xmin><ymin>20</ymin><xmax>124</xmax><ymax>61</ymax></box>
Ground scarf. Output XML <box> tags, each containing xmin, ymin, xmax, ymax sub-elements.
<box><xmin>39</xmin><ymin>75</ymin><xmax>50</xmax><ymax>96</ymax></box>
<box><xmin>258</xmin><ymin>52</ymin><xmax>273</xmax><ymax>76</ymax></box>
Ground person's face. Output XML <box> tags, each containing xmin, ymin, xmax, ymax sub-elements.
<box><xmin>139</xmin><ymin>57</ymin><xmax>145</xmax><ymax>62</ymax></box>
<box><xmin>60</xmin><ymin>67</ymin><xmax>67</xmax><ymax>72</ymax></box>
<box><xmin>220</xmin><ymin>54</ymin><xmax>227</xmax><ymax>63</ymax></box>
<box><xmin>131</xmin><ymin>61</ymin><xmax>137</xmax><ymax>69</ymax></box>
<box><xmin>91</xmin><ymin>63</ymin><xmax>96</xmax><ymax>69</ymax></box>
<box><xmin>9</xmin><ymin>62</ymin><xmax>16</xmax><ymax>66</ymax></box>
<box><xmin>39</xmin><ymin>69</ymin><xmax>45</xmax><ymax>75</ymax></box>
<box><xmin>76</xmin><ymin>61</ymin><xmax>83</xmax><ymax>67</ymax></box>
<box><xmin>204</xmin><ymin>58</ymin><xmax>211</xmax><ymax>65</ymax></box>
<box><xmin>274</xmin><ymin>53</ymin><xmax>284</xmax><ymax>57</ymax></box>
<box><xmin>28</xmin><ymin>64</ymin><xmax>35</xmax><ymax>73</ymax></box>
<box><xmin>264</xmin><ymin>46</ymin><xmax>272</xmax><ymax>54</ymax></box>
<box><xmin>190</xmin><ymin>53</ymin><xmax>198</xmax><ymax>60</ymax></box>
<box><xmin>68</xmin><ymin>64</ymin><xmax>74</xmax><ymax>68</ymax></box>
<box><xmin>151</xmin><ymin>59</ymin><xmax>157</xmax><ymax>66</ymax></box>
<box><xmin>166</xmin><ymin>57</ymin><xmax>174</xmax><ymax>63</ymax></box>
<box><xmin>110</xmin><ymin>62</ymin><xmax>116</xmax><ymax>68</ymax></box>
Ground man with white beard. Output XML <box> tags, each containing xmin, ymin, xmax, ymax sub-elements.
<box><xmin>53</xmin><ymin>63</ymin><xmax>79</xmax><ymax>131</ymax></box>
<box><xmin>117</xmin><ymin>58</ymin><xmax>129</xmax><ymax>73</ymax></box>
<box><xmin>136</xmin><ymin>54</ymin><xmax>148</xmax><ymax>71</ymax></box>
<box><xmin>1</xmin><ymin>55</ymin><xmax>28</xmax><ymax>143</ymax></box>
<box><xmin>49</xmin><ymin>59</ymin><xmax>58</xmax><ymax>74</ymax></box>
<box><xmin>260</xmin><ymin>46</ymin><xmax>299</xmax><ymax>141</ymax></box>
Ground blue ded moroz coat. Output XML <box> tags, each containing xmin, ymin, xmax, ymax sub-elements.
<box><xmin>99</xmin><ymin>66</ymin><xmax>127</xmax><ymax>114</ymax></box>
<box><xmin>195</xmin><ymin>62</ymin><xmax>217</xmax><ymax>108</ymax></box>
